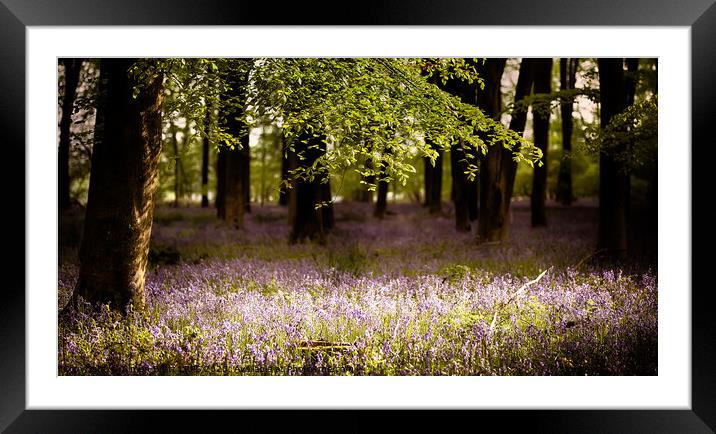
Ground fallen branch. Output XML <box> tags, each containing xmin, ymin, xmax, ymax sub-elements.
<box><xmin>489</xmin><ymin>267</ymin><xmax>551</xmax><ymax>335</ymax></box>
<box><xmin>572</xmin><ymin>249</ymin><xmax>606</xmax><ymax>270</ymax></box>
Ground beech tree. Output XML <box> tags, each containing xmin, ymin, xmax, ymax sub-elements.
<box><xmin>58</xmin><ymin>58</ymin><xmax>82</xmax><ymax>210</ymax></box>
<box><xmin>70</xmin><ymin>58</ymin><xmax>164</xmax><ymax>310</ymax></box>
<box><xmin>530</xmin><ymin>58</ymin><xmax>553</xmax><ymax>227</ymax></box>
<box><xmin>556</xmin><ymin>58</ymin><xmax>579</xmax><ymax>206</ymax></box>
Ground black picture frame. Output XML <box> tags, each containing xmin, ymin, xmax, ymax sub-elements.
<box><xmin>1</xmin><ymin>1</ymin><xmax>713</xmax><ymax>432</ymax></box>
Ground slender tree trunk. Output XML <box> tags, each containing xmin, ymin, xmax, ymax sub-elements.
<box><xmin>358</xmin><ymin>156</ymin><xmax>376</xmax><ymax>203</ymax></box>
<box><xmin>288</xmin><ymin>135</ymin><xmax>333</xmax><ymax>243</ymax></box>
<box><xmin>597</xmin><ymin>58</ymin><xmax>630</xmax><ymax>257</ymax></box>
<box><xmin>242</xmin><ymin>143</ymin><xmax>251</xmax><ymax>213</ymax></box>
<box><xmin>72</xmin><ymin>58</ymin><xmax>163</xmax><ymax>311</ymax></box>
<box><xmin>201</xmin><ymin>107</ymin><xmax>210</xmax><ymax>208</ymax></box>
<box><xmin>450</xmin><ymin>143</ymin><xmax>472</xmax><ymax>231</ymax></box>
<box><xmin>531</xmin><ymin>58</ymin><xmax>552</xmax><ymax>227</ymax></box>
<box><xmin>171</xmin><ymin>122</ymin><xmax>180</xmax><ymax>208</ymax></box>
<box><xmin>475</xmin><ymin>58</ymin><xmax>512</xmax><ymax>242</ymax></box>
<box><xmin>278</xmin><ymin>134</ymin><xmax>289</xmax><ymax>206</ymax></box>
<box><xmin>425</xmin><ymin>144</ymin><xmax>443</xmax><ymax>215</ymax></box>
<box><xmin>216</xmin><ymin>147</ymin><xmax>226</xmax><ymax>218</ymax></box>
<box><xmin>556</xmin><ymin>58</ymin><xmax>578</xmax><ymax>206</ymax></box>
<box><xmin>423</xmin><ymin>157</ymin><xmax>432</xmax><ymax>207</ymax></box>
<box><xmin>374</xmin><ymin>152</ymin><xmax>389</xmax><ymax>219</ymax></box>
<box><xmin>58</xmin><ymin>58</ymin><xmax>82</xmax><ymax>210</ymax></box>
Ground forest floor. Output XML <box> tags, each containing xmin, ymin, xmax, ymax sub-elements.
<box><xmin>58</xmin><ymin>199</ymin><xmax>657</xmax><ymax>375</ymax></box>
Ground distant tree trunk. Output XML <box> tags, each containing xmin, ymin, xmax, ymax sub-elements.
<box><xmin>358</xmin><ymin>156</ymin><xmax>376</xmax><ymax>203</ymax></box>
<box><xmin>171</xmin><ymin>122</ymin><xmax>180</xmax><ymax>208</ymax></box>
<box><xmin>423</xmin><ymin>157</ymin><xmax>432</xmax><ymax>207</ymax></box>
<box><xmin>216</xmin><ymin>147</ymin><xmax>226</xmax><ymax>218</ymax></box>
<box><xmin>450</xmin><ymin>142</ymin><xmax>472</xmax><ymax>231</ymax></box>
<box><xmin>475</xmin><ymin>58</ymin><xmax>512</xmax><ymax>242</ymax></box>
<box><xmin>556</xmin><ymin>58</ymin><xmax>578</xmax><ymax>206</ymax></box>
<box><xmin>278</xmin><ymin>134</ymin><xmax>289</xmax><ymax>206</ymax></box>
<box><xmin>72</xmin><ymin>58</ymin><xmax>163</xmax><ymax>311</ymax></box>
<box><xmin>374</xmin><ymin>151</ymin><xmax>390</xmax><ymax>219</ymax></box>
<box><xmin>425</xmin><ymin>144</ymin><xmax>443</xmax><ymax>214</ymax></box>
<box><xmin>288</xmin><ymin>135</ymin><xmax>333</xmax><ymax>243</ymax></box>
<box><xmin>242</xmin><ymin>143</ymin><xmax>251</xmax><ymax>213</ymax></box>
<box><xmin>531</xmin><ymin>58</ymin><xmax>552</xmax><ymax>227</ymax></box>
<box><xmin>58</xmin><ymin>58</ymin><xmax>82</xmax><ymax>210</ymax></box>
<box><xmin>201</xmin><ymin>107</ymin><xmax>210</xmax><ymax>208</ymax></box>
<box><xmin>597</xmin><ymin>58</ymin><xmax>630</xmax><ymax>257</ymax></box>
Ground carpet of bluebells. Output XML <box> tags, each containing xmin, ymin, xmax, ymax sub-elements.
<box><xmin>58</xmin><ymin>200</ymin><xmax>657</xmax><ymax>375</ymax></box>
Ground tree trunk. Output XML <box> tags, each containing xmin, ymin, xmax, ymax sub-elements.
<box><xmin>216</xmin><ymin>147</ymin><xmax>226</xmax><ymax>218</ymax></box>
<box><xmin>475</xmin><ymin>58</ymin><xmax>513</xmax><ymax>242</ymax></box>
<box><xmin>358</xmin><ymin>156</ymin><xmax>376</xmax><ymax>203</ymax></box>
<box><xmin>556</xmin><ymin>58</ymin><xmax>578</xmax><ymax>206</ymax></box>
<box><xmin>171</xmin><ymin>122</ymin><xmax>180</xmax><ymax>208</ymax></box>
<box><xmin>597</xmin><ymin>58</ymin><xmax>630</xmax><ymax>257</ymax></box>
<box><xmin>242</xmin><ymin>143</ymin><xmax>251</xmax><ymax>213</ymax></box>
<box><xmin>450</xmin><ymin>143</ymin><xmax>472</xmax><ymax>231</ymax></box>
<box><xmin>201</xmin><ymin>107</ymin><xmax>210</xmax><ymax>208</ymax></box>
<box><xmin>224</xmin><ymin>135</ymin><xmax>248</xmax><ymax>229</ymax></box>
<box><xmin>425</xmin><ymin>144</ymin><xmax>443</xmax><ymax>215</ymax></box>
<box><xmin>72</xmin><ymin>58</ymin><xmax>163</xmax><ymax>311</ymax></box>
<box><xmin>58</xmin><ymin>58</ymin><xmax>82</xmax><ymax>210</ymax></box>
<box><xmin>217</xmin><ymin>69</ymin><xmax>250</xmax><ymax>225</ymax></box>
<box><xmin>278</xmin><ymin>134</ymin><xmax>289</xmax><ymax>206</ymax></box>
<box><xmin>288</xmin><ymin>135</ymin><xmax>333</xmax><ymax>243</ymax></box>
<box><xmin>530</xmin><ymin>58</ymin><xmax>552</xmax><ymax>227</ymax></box>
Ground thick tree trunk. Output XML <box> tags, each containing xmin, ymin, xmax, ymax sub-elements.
<box><xmin>73</xmin><ymin>58</ymin><xmax>163</xmax><ymax>311</ymax></box>
<box><xmin>374</xmin><ymin>177</ymin><xmax>388</xmax><ymax>219</ymax></box>
<box><xmin>216</xmin><ymin>147</ymin><xmax>226</xmax><ymax>218</ymax></box>
<box><xmin>288</xmin><ymin>136</ymin><xmax>333</xmax><ymax>243</ymax></box>
<box><xmin>224</xmin><ymin>135</ymin><xmax>249</xmax><ymax>229</ymax></box>
<box><xmin>597</xmin><ymin>58</ymin><xmax>630</xmax><ymax>257</ymax></box>
<box><xmin>530</xmin><ymin>58</ymin><xmax>552</xmax><ymax>227</ymax></box>
<box><xmin>217</xmin><ymin>69</ymin><xmax>250</xmax><ymax>224</ymax></box>
<box><xmin>556</xmin><ymin>58</ymin><xmax>578</xmax><ymax>206</ymax></box>
<box><xmin>475</xmin><ymin>58</ymin><xmax>512</xmax><ymax>242</ymax></box>
<box><xmin>423</xmin><ymin>157</ymin><xmax>432</xmax><ymax>207</ymax></box>
<box><xmin>201</xmin><ymin>108</ymin><xmax>210</xmax><ymax>208</ymax></box>
<box><xmin>450</xmin><ymin>143</ymin><xmax>472</xmax><ymax>231</ymax></box>
<box><xmin>58</xmin><ymin>58</ymin><xmax>82</xmax><ymax>210</ymax></box>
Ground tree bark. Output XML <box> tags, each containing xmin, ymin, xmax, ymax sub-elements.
<box><xmin>475</xmin><ymin>58</ymin><xmax>514</xmax><ymax>242</ymax></box>
<box><xmin>597</xmin><ymin>58</ymin><xmax>631</xmax><ymax>257</ymax></box>
<box><xmin>58</xmin><ymin>58</ymin><xmax>82</xmax><ymax>210</ymax></box>
<box><xmin>201</xmin><ymin>107</ymin><xmax>210</xmax><ymax>208</ymax></box>
<box><xmin>72</xmin><ymin>58</ymin><xmax>163</xmax><ymax>311</ymax></box>
<box><xmin>530</xmin><ymin>58</ymin><xmax>552</xmax><ymax>227</ymax></box>
<box><xmin>358</xmin><ymin>156</ymin><xmax>376</xmax><ymax>203</ymax></box>
<box><xmin>224</xmin><ymin>135</ymin><xmax>248</xmax><ymax>229</ymax></box>
<box><xmin>556</xmin><ymin>58</ymin><xmax>578</xmax><ymax>206</ymax></box>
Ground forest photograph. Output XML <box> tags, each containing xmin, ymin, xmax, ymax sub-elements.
<box><xmin>56</xmin><ymin>57</ymin><xmax>658</xmax><ymax>376</ymax></box>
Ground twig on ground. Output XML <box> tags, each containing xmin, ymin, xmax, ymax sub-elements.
<box><xmin>573</xmin><ymin>249</ymin><xmax>606</xmax><ymax>270</ymax></box>
<box><xmin>489</xmin><ymin>267</ymin><xmax>551</xmax><ymax>335</ymax></box>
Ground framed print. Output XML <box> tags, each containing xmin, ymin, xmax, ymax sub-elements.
<box><xmin>2</xmin><ymin>0</ymin><xmax>714</xmax><ymax>432</ymax></box>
